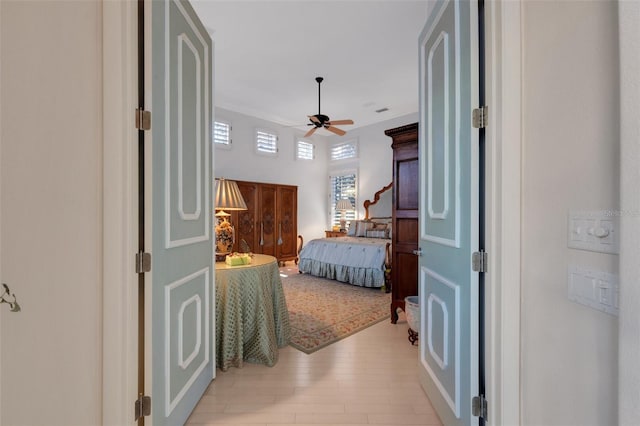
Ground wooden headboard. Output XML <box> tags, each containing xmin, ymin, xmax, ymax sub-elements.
<box><xmin>364</xmin><ymin>182</ymin><xmax>392</xmax><ymax>220</ymax></box>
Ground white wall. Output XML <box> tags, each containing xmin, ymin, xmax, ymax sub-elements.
<box><xmin>520</xmin><ymin>2</ymin><xmax>619</xmax><ymax>424</ymax></box>
<box><xmin>0</xmin><ymin>1</ymin><xmax>103</xmax><ymax>425</ymax></box>
<box><xmin>214</xmin><ymin>108</ymin><xmax>418</xmax><ymax>241</ymax></box>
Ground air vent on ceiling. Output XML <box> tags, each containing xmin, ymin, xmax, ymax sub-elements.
<box><xmin>375</xmin><ymin>107</ymin><xmax>389</xmax><ymax>113</ymax></box>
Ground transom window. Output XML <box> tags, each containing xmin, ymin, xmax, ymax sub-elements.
<box><xmin>213</xmin><ymin>120</ymin><xmax>231</xmax><ymax>147</ymax></box>
<box><xmin>255</xmin><ymin>129</ymin><xmax>278</xmax><ymax>155</ymax></box>
<box><xmin>330</xmin><ymin>139</ymin><xmax>358</xmax><ymax>161</ymax></box>
<box><xmin>296</xmin><ymin>140</ymin><xmax>314</xmax><ymax>160</ymax></box>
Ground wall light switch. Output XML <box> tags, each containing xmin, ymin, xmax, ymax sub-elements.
<box><xmin>568</xmin><ymin>210</ymin><xmax>619</xmax><ymax>254</ymax></box>
<box><xmin>568</xmin><ymin>266</ymin><xmax>619</xmax><ymax>316</ymax></box>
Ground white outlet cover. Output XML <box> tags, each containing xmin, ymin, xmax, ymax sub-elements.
<box><xmin>568</xmin><ymin>265</ymin><xmax>619</xmax><ymax>316</ymax></box>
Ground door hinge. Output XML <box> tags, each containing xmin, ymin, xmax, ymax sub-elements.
<box><xmin>472</xmin><ymin>395</ymin><xmax>488</xmax><ymax>420</ymax></box>
<box><xmin>472</xmin><ymin>250</ymin><xmax>488</xmax><ymax>273</ymax></box>
<box><xmin>134</xmin><ymin>394</ymin><xmax>151</xmax><ymax>420</ymax></box>
<box><xmin>135</xmin><ymin>251</ymin><xmax>151</xmax><ymax>274</ymax></box>
<box><xmin>135</xmin><ymin>108</ymin><xmax>151</xmax><ymax>131</ymax></box>
<box><xmin>472</xmin><ymin>106</ymin><xmax>488</xmax><ymax>129</ymax></box>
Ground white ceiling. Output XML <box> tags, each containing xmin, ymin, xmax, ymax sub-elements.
<box><xmin>191</xmin><ymin>0</ymin><xmax>430</xmax><ymax>135</ymax></box>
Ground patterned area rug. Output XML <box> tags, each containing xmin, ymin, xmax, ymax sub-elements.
<box><xmin>280</xmin><ymin>265</ymin><xmax>391</xmax><ymax>354</ymax></box>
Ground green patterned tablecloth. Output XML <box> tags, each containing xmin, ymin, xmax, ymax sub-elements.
<box><xmin>215</xmin><ymin>254</ymin><xmax>290</xmax><ymax>371</ymax></box>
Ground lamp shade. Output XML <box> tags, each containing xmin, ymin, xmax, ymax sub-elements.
<box><xmin>215</xmin><ymin>178</ymin><xmax>247</xmax><ymax>211</ymax></box>
<box><xmin>336</xmin><ymin>199</ymin><xmax>354</xmax><ymax>211</ymax></box>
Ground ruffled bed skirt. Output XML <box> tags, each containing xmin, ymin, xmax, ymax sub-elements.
<box><xmin>298</xmin><ymin>258</ymin><xmax>385</xmax><ymax>288</ymax></box>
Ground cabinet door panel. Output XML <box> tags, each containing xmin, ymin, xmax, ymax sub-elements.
<box><xmin>232</xmin><ymin>181</ymin><xmax>259</xmax><ymax>252</ymax></box>
<box><xmin>259</xmin><ymin>184</ymin><xmax>277</xmax><ymax>256</ymax></box>
<box><xmin>277</xmin><ymin>186</ymin><xmax>298</xmax><ymax>260</ymax></box>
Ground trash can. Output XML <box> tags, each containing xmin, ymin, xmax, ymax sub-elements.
<box><xmin>405</xmin><ymin>296</ymin><xmax>420</xmax><ymax>333</ymax></box>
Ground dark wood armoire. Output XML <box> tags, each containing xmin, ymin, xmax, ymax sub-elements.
<box><xmin>385</xmin><ymin>123</ymin><xmax>419</xmax><ymax>324</ymax></box>
<box><xmin>228</xmin><ymin>180</ymin><xmax>298</xmax><ymax>264</ymax></box>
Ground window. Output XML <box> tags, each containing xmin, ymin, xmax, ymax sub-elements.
<box><xmin>330</xmin><ymin>139</ymin><xmax>358</xmax><ymax>161</ymax></box>
<box><xmin>213</xmin><ymin>120</ymin><xmax>231</xmax><ymax>147</ymax></box>
<box><xmin>255</xmin><ymin>129</ymin><xmax>278</xmax><ymax>155</ymax></box>
<box><xmin>329</xmin><ymin>172</ymin><xmax>357</xmax><ymax>227</ymax></box>
<box><xmin>296</xmin><ymin>140</ymin><xmax>314</xmax><ymax>160</ymax></box>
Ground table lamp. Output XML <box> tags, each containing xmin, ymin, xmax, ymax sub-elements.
<box><xmin>336</xmin><ymin>198</ymin><xmax>354</xmax><ymax>232</ymax></box>
<box><xmin>215</xmin><ymin>178</ymin><xmax>247</xmax><ymax>259</ymax></box>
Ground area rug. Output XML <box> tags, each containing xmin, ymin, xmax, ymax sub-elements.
<box><xmin>279</xmin><ymin>265</ymin><xmax>391</xmax><ymax>354</ymax></box>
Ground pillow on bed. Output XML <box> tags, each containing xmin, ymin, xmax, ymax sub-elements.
<box><xmin>356</xmin><ymin>220</ymin><xmax>374</xmax><ymax>237</ymax></box>
<box><xmin>366</xmin><ymin>229</ymin><xmax>389</xmax><ymax>239</ymax></box>
<box><xmin>372</xmin><ymin>222</ymin><xmax>388</xmax><ymax>230</ymax></box>
<box><xmin>347</xmin><ymin>221</ymin><xmax>357</xmax><ymax>236</ymax></box>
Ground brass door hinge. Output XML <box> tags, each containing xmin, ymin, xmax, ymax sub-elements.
<box><xmin>134</xmin><ymin>394</ymin><xmax>151</xmax><ymax>420</ymax></box>
<box><xmin>135</xmin><ymin>108</ymin><xmax>151</xmax><ymax>131</ymax></box>
<box><xmin>135</xmin><ymin>251</ymin><xmax>151</xmax><ymax>274</ymax></box>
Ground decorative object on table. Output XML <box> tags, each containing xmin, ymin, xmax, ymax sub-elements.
<box><xmin>335</xmin><ymin>198</ymin><xmax>354</xmax><ymax>231</ymax></box>
<box><xmin>280</xmin><ymin>265</ymin><xmax>390</xmax><ymax>354</ymax></box>
<box><xmin>224</xmin><ymin>252</ymin><xmax>252</xmax><ymax>266</ymax></box>
<box><xmin>215</xmin><ymin>178</ymin><xmax>247</xmax><ymax>260</ymax></box>
<box><xmin>404</xmin><ymin>295</ymin><xmax>420</xmax><ymax>345</ymax></box>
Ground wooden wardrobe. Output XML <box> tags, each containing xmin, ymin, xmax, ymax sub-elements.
<box><xmin>229</xmin><ymin>180</ymin><xmax>298</xmax><ymax>264</ymax></box>
<box><xmin>385</xmin><ymin>123</ymin><xmax>419</xmax><ymax>324</ymax></box>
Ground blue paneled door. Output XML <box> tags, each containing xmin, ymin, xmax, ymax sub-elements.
<box><xmin>151</xmin><ymin>0</ymin><xmax>213</xmax><ymax>424</ymax></box>
<box><xmin>417</xmin><ymin>1</ymin><xmax>481</xmax><ymax>425</ymax></box>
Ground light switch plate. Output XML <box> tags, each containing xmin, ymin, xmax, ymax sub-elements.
<box><xmin>568</xmin><ymin>265</ymin><xmax>619</xmax><ymax>316</ymax></box>
<box><xmin>567</xmin><ymin>210</ymin><xmax>619</xmax><ymax>254</ymax></box>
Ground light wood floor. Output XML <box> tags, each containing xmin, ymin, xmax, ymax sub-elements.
<box><xmin>187</xmin><ymin>309</ymin><xmax>442</xmax><ymax>425</ymax></box>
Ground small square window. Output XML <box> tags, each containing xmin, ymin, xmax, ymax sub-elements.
<box><xmin>213</xmin><ymin>120</ymin><xmax>231</xmax><ymax>148</ymax></box>
<box><xmin>255</xmin><ymin>129</ymin><xmax>278</xmax><ymax>156</ymax></box>
<box><xmin>296</xmin><ymin>140</ymin><xmax>314</xmax><ymax>160</ymax></box>
<box><xmin>330</xmin><ymin>139</ymin><xmax>358</xmax><ymax>161</ymax></box>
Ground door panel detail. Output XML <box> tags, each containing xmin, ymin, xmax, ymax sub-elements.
<box><xmin>427</xmin><ymin>31</ymin><xmax>451</xmax><ymax>221</ymax></box>
<box><xmin>164</xmin><ymin>0</ymin><xmax>210</xmax><ymax>249</ymax></box>
<box><xmin>422</xmin><ymin>266</ymin><xmax>461</xmax><ymax>416</ymax></box>
<box><xmin>418</xmin><ymin>0</ymin><xmax>479</xmax><ymax>425</ymax></box>
<box><xmin>152</xmin><ymin>0</ymin><xmax>214</xmax><ymax>424</ymax></box>
<box><xmin>164</xmin><ymin>268</ymin><xmax>210</xmax><ymax>416</ymax></box>
<box><xmin>177</xmin><ymin>33</ymin><xmax>202</xmax><ymax>221</ymax></box>
<box><xmin>423</xmin><ymin>2</ymin><xmax>460</xmax><ymax>249</ymax></box>
<box><xmin>178</xmin><ymin>294</ymin><xmax>202</xmax><ymax>369</ymax></box>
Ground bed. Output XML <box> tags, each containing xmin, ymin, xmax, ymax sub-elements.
<box><xmin>298</xmin><ymin>183</ymin><xmax>393</xmax><ymax>289</ymax></box>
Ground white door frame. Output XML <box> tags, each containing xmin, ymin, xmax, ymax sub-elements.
<box><xmin>618</xmin><ymin>2</ymin><xmax>640</xmax><ymax>423</ymax></box>
<box><xmin>102</xmin><ymin>1</ymin><xmax>139</xmax><ymax>425</ymax></box>
<box><xmin>484</xmin><ymin>1</ymin><xmax>522</xmax><ymax>424</ymax></box>
<box><xmin>99</xmin><ymin>1</ymin><xmax>524</xmax><ymax>425</ymax></box>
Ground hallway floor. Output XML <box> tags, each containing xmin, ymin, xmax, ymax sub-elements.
<box><xmin>187</xmin><ymin>310</ymin><xmax>442</xmax><ymax>425</ymax></box>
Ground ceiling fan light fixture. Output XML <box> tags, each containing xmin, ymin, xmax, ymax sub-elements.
<box><xmin>305</xmin><ymin>76</ymin><xmax>354</xmax><ymax>137</ymax></box>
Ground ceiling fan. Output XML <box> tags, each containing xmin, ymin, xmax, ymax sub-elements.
<box><xmin>304</xmin><ymin>77</ymin><xmax>354</xmax><ymax>138</ymax></box>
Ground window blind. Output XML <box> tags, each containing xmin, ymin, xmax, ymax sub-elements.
<box><xmin>256</xmin><ymin>129</ymin><xmax>278</xmax><ymax>154</ymax></box>
<box><xmin>330</xmin><ymin>140</ymin><xmax>357</xmax><ymax>161</ymax></box>
<box><xmin>330</xmin><ymin>173</ymin><xmax>357</xmax><ymax>227</ymax></box>
<box><xmin>296</xmin><ymin>140</ymin><xmax>314</xmax><ymax>160</ymax></box>
<box><xmin>213</xmin><ymin>121</ymin><xmax>231</xmax><ymax>145</ymax></box>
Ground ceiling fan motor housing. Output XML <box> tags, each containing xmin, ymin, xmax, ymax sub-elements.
<box><xmin>311</xmin><ymin>114</ymin><xmax>330</xmax><ymax>127</ymax></box>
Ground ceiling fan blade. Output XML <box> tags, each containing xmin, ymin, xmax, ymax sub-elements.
<box><xmin>326</xmin><ymin>126</ymin><xmax>346</xmax><ymax>136</ymax></box>
<box><xmin>327</xmin><ymin>119</ymin><xmax>354</xmax><ymax>126</ymax></box>
<box><xmin>304</xmin><ymin>127</ymin><xmax>317</xmax><ymax>137</ymax></box>
<box><xmin>308</xmin><ymin>115</ymin><xmax>321</xmax><ymax>124</ymax></box>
